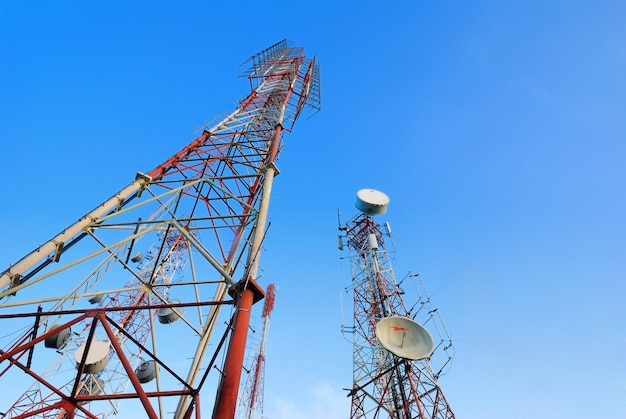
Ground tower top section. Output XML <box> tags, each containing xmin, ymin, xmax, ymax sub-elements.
<box><xmin>355</xmin><ymin>188</ymin><xmax>389</xmax><ymax>216</ymax></box>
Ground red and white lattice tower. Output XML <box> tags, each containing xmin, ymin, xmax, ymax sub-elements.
<box><xmin>237</xmin><ymin>283</ymin><xmax>275</xmax><ymax>419</ymax></box>
<box><xmin>0</xmin><ymin>39</ymin><xmax>320</xmax><ymax>419</ymax></box>
<box><xmin>338</xmin><ymin>189</ymin><xmax>455</xmax><ymax>419</ymax></box>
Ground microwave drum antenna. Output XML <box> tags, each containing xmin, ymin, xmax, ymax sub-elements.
<box><xmin>375</xmin><ymin>316</ymin><xmax>435</xmax><ymax>360</ymax></box>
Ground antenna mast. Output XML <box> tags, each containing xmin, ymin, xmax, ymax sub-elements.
<box><xmin>339</xmin><ymin>189</ymin><xmax>455</xmax><ymax>418</ymax></box>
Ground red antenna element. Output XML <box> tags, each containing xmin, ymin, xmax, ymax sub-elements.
<box><xmin>339</xmin><ymin>189</ymin><xmax>455</xmax><ymax>418</ymax></box>
<box><xmin>0</xmin><ymin>40</ymin><xmax>319</xmax><ymax>419</ymax></box>
<box><xmin>261</xmin><ymin>283</ymin><xmax>276</xmax><ymax>318</ymax></box>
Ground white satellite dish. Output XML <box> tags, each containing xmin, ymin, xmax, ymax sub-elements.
<box><xmin>375</xmin><ymin>316</ymin><xmax>434</xmax><ymax>360</ymax></box>
<box><xmin>74</xmin><ymin>340</ymin><xmax>110</xmax><ymax>373</ymax></box>
<box><xmin>157</xmin><ymin>299</ymin><xmax>184</xmax><ymax>324</ymax></box>
<box><xmin>355</xmin><ymin>189</ymin><xmax>389</xmax><ymax>216</ymax></box>
<box><xmin>135</xmin><ymin>360</ymin><xmax>157</xmax><ymax>383</ymax></box>
<box><xmin>44</xmin><ymin>325</ymin><xmax>71</xmax><ymax>350</ymax></box>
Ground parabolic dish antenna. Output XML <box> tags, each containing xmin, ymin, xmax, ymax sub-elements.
<box><xmin>44</xmin><ymin>326</ymin><xmax>71</xmax><ymax>349</ymax></box>
<box><xmin>157</xmin><ymin>299</ymin><xmax>184</xmax><ymax>324</ymax></box>
<box><xmin>355</xmin><ymin>189</ymin><xmax>390</xmax><ymax>216</ymax></box>
<box><xmin>375</xmin><ymin>316</ymin><xmax>434</xmax><ymax>360</ymax></box>
<box><xmin>74</xmin><ymin>340</ymin><xmax>110</xmax><ymax>374</ymax></box>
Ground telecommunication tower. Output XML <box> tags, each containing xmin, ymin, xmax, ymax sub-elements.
<box><xmin>237</xmin><ymin>283</ymin><xmax>275</xmax><ymax>419</ymax></box>
<box><xmin>338</xmin><ymin>189</ymin><xmax>455</xmax><ymax>418</ymax></box>
<box><xmin>0</xmin><ymin>39</ymin><xmax>320</xmax><ymax>419</ymax></box>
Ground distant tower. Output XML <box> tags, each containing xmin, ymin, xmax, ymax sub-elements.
<box><xmin>0</xmin><ymin>40</ymin><xmax>320</xmax><ymax>419</ymax></box>
<box><xmin>237</xmin><ymin>283</ymin><xmax>276</xmax><ymax>419</ymax></box>
<box><xmin>338</xmin><ymin>189</ymin><xmax>455</xmax><ymax>418</ymax></box>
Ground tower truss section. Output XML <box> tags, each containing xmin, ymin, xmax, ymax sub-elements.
<box><xmin>339</xmin><ymin>190</ymin><xmax>455</xmax><ymax>419</ymax></box>
<box><xmin>0</xmin><ymin>39</ymin><xmax>320</xmax><ymax>419</ymax></box>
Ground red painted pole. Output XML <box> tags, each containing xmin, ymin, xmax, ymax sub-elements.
<box><xmin>212</xmin><ymin>279</ymin><xmax>263</xmax><ymax>419</ymax></box>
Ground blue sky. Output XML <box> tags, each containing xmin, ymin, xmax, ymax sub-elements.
<box><xmin>1</xmin><ymin>1</ymin><xmax>625</xmax><ymax>418</ymax></box>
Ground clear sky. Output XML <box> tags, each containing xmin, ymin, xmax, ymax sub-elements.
<box><xmin>1</xmin><ymin>1</ymin><xmax>625</xmax><ymax>418</ymax></box>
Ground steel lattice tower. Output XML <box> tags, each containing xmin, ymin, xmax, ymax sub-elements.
<box><xmin>0</xmin><ymin>40</ymin><xmax>320</xmax><ymax>419</ymax></box>
<box><xmin>339</xmin><ymin>190</ymin><xmax>455</xmax><ymax>419</ymax></box>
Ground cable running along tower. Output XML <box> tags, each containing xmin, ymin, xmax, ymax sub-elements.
<box><xmin>0</xmin><ymin>40</ymin><xmax>320</xmax><ymax>419</ymax></box>
<box><xmin>339</xmin><ymin>189</ymin><xmax>455</xmax><ymax>418</ymax></box>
